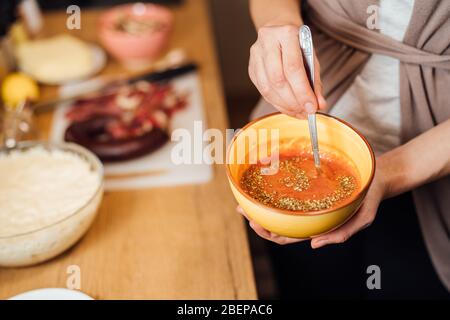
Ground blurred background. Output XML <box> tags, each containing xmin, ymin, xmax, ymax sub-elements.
<box><xmin>0</xmin><ymin>0</ymin><xmax>260</xmax><ymax>125</ymax></box>
<box><xmin>209</xmin><ymin>0</ymin><xmax>278</xmax><ymax>298</ymax></box>
<box><xmin>0</xmin><ymin>0</ymin><xmax>275</xmax><ymax>298</ymax></box>
<box><xmin>36</xmin><ymin>0</ymin><xmax>261</xmax><ymax>126</ymax></box>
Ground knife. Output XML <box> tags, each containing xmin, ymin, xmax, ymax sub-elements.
<box><xmin>33</xmin><ymin>62</ymin><xmax>198</xmax><ymax>114</ymax></box>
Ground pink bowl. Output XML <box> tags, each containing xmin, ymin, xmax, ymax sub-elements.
<box><xmin>98</xmin><ymin>3</ymin><xmax>173</xmax><ymax>68</ymax></box>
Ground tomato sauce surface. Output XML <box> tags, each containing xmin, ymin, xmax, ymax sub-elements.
<box><xmin>240</xmin><ymin>151</ymin><xmax>360</xmax><ymax>213</ymax></box>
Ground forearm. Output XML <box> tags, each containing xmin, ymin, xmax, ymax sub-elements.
<box><xmin>379</xmin><ymin>118</ymin><xmax>450</xmax><ymax>198</ymax></box>
<box><xmin>249</xmin><ymin>0</ymin><xmax>302</xmax><ymax>29</ymax></box>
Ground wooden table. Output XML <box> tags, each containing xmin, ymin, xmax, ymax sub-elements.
<box><xmin>0</xmin><ymin>0</ymin><xmax>256</xmax><ymax>300</ymax></box>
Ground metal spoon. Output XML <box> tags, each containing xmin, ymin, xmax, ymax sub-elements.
<box><xmin>299</xmin><ymin>25</ymin><xmax>321</xmax><ymax>169</ymax></box>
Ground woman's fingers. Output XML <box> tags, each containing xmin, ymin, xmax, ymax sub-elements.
<box><xmin>279</xmin><ymin>27</ymin><xmax>318</xmax><ymax>114</ymax></box>
<box><xmin>236</xmin><ymin>205</ymin><xmax>250</xmax><ymax>220</ymax></box>
<box><xmin>310</xmin><ymin>199</ymin><xmax>377</xmax><ymax>249</ymax></box>
<box><xmin>249</xmin><ymin>45</ymin><xmax>296</xmax><ymax>116</ymax></box>
<box><xmin>249</xmin><ymin>25</ymin><xmax>313</xmax><ymax>116</ymax></box>
<box><xmin>237</xmin><ymin>206</ymin><xmax>305</xmax><ymax>245</ymax></box>
<box><xmin>259</xmin><ymin>32</ymin><xmax>299</xmax><ymax>113</ymax></box>
<box><xmin>249</xmin><ymin>24</ymin><xmax>328</xmax><ymax>116</ymax></box>
<box><xmin>311</xmin><ymin>169</ymin><xmax>386</xmax><ymax>249</ymax></box>
<box><xmin>249</xmin><ymin>221</ymin><xmax>304</xmax><ymax>245</ymax></box>
<box><xmin>249</xmin><ymin>220</ymin><xmax>273</xmax><ymax>240</ymax></box>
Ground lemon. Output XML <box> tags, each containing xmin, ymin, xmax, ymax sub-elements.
<box><xmin>1</xmin><ymin>72</ymin><xmax>39</xmax><ymax>108</ymax></box>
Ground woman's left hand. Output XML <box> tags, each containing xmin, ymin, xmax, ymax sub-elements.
<box><xmin>310</xmin><ymin>167</ymin><xmax>387</xmax><ymax>248</ymax></box>
<box><xmin>238</xmin><ymin>159</ymin><xmax>389</xmax><ymax>248</ymax></box>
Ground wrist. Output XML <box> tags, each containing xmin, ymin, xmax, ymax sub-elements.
<box><xmin>255</xmin><ymin>14</ymin><xmax>303</xmax><ymax>30</ymax></box>
<box><xmin>375</xmin><ymin>157</ymin><xmax>392</xmax><ymax>199</ymax></box>
<box><xmin>376</xmin><ymin>151</ymin><xmax>408</xmax><ymax>199</ymax></box>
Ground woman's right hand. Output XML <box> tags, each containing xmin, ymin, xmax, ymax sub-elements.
<box><xmin>248</xmin><ymin>23</ymin><xmax>327</xmax><ymax>118</ymax></box>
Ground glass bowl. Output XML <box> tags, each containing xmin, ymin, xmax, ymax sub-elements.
<box><xmin>0</xmin><ymin>141</ymin><xmax>104</xmax><ymax>267</ymax></box>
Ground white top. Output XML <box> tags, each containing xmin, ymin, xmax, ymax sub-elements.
<box><xmin>330</xmin><ymin>0</ymin><xmax>415</xmax><ymax>155</ymax></box>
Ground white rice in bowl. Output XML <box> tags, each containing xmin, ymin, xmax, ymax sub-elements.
<box><xmin>0</xmin><ymin>144</ymin><xmax>103</xmax><ymax>267</ymax></box>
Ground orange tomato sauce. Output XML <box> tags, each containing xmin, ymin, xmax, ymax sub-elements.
<box><xmin>240</xmin><ymin>151</ymin><xmax>360</xmax><ymax>213</ymax></box>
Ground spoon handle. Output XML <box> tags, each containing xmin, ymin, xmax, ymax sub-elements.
<box><xmin>299</xmin><ymin>25</ymin><xmax>321</xmax><ymax>168</ymax></box>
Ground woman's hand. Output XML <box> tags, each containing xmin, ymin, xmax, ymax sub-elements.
<box><xmin>238</xmin><ymin>159</ymin><xmax>389</xmax><ymax>248</ymax></box>
<box><xmin>248</xmin><ymin>23</ymin><xmax>327</xmax><ymax>118</ymax></box>
<box><xmin>237</xmin><ymin>206</ymin><xmax>305</xmax><ymax>245</ymax></box>
<box><xmin>310</xmin><ymin>167</ymin><xmax>387</xmax><ymax>248</ymax></box>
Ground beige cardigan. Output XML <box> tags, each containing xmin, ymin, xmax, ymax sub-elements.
<box><xmin>305</xmin><ymin>0</ymin><xmax>450</xmax><ymax>291</ymax></box>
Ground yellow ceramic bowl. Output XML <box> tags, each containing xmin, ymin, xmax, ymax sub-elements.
<box><xmin>226</xmin><ymin>112</ymin><xmax>375</xmax><ymax>238</ymax></box>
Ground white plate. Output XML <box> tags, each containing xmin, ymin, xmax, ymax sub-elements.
<box><xmin>9</xmin><ymin>288</ymin><xmax>94</xmax><ymax>300</ymax></box>
<box><xmin>20</xmin><ymin>44</ymin><xmax>106</xmax><ymax>86</ymax></box>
